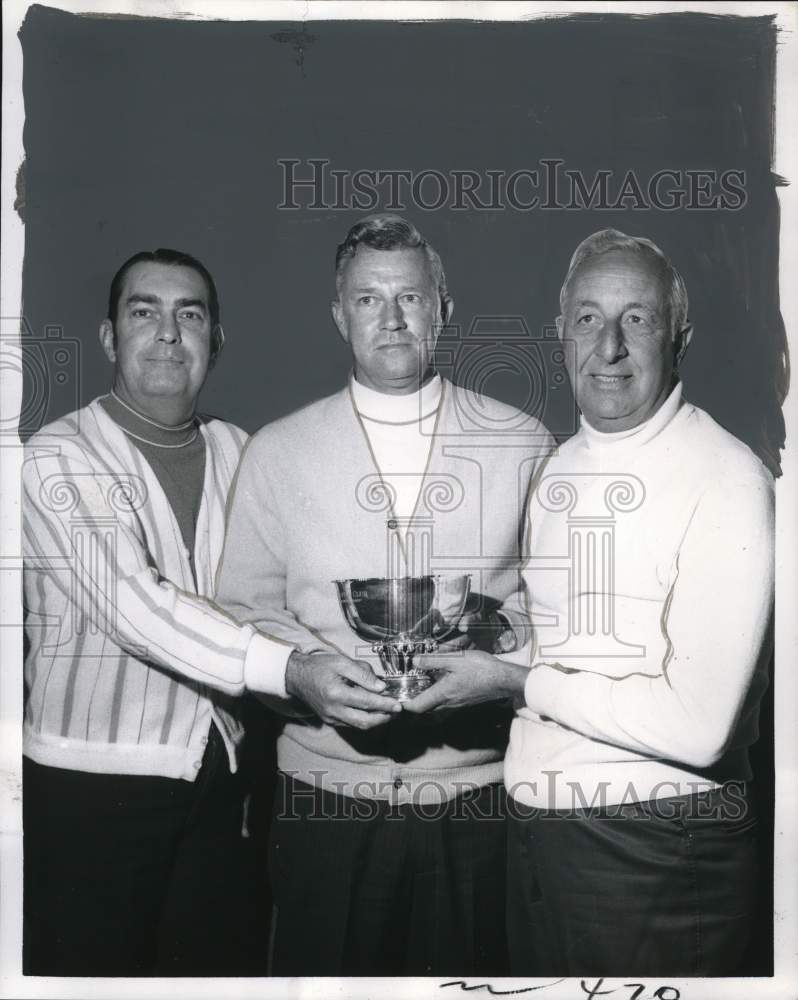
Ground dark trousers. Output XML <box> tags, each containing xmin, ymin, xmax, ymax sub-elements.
<box><xmin>23</xmin><ymin>725</ymin><xmax>270</xmax><ymax>977</ymax></box>
<box><xmin>268</xmin><ymin>773</ymin><xmax>509</xmax><ymax>977</ymax></box>
<box><xmin>507</xmin><ymin>785</ymin><xmax>760</xmax><ymax>977</ymax></box>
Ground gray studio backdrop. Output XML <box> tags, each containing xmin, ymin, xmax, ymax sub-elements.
<box><xmin>16</xmin><ymin>6</ymin><xmax>786</xmax><ymax>973</ymax></box>
<box><xmin>19</xmin><ymin>6</ymin><xmax>787</xmax><ymax>476</ymax></box>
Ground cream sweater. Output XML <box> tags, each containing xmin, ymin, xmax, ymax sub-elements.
<box><xmin>504</xmin><ymin>385</ymin><xmax>774</xmax><ymax>808</ymax></box>
<box><xmin>217</xmin><ymin>379</ymin><xmax>554</xmax><ymax>802</ymax></box>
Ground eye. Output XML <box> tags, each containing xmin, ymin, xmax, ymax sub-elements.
<box><xmin>400</xmin><ymin>293</ymin><xmax>420</xmax><ymax>304</ymax></box>
<box><xmin>575</xmin><ymin>312</ymin><xmax>596</xmax><ymax>325</ymax></box>
<box><xmin>131</xmin><ymin>308</ymin><xmax>153</xmax><ymax>319</ymax></box>
<box><xmin>624</xmin><ymin>311</ymin><xmax>653</xmax><ymax>329</ymax></box>
<box><xmin>357</xmin><ymin>295</ymin><xmax>375</xmax><ymax>306</ymax></box>
<box><xmin>178</xmin><ymin>310</ymin><xmax>202</xmax><ymax>322</ymax></box>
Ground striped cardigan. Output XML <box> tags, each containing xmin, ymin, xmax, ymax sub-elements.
<box><xmin>22</xmin><ymin>399</ymin><xmax>278</xmax><ymax>781</ymax></box>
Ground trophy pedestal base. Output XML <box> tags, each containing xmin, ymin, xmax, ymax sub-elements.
<box><xmin>383</xmin><ymin>672</ymin><xmax>435</xmax><ymax>702</ymax></box>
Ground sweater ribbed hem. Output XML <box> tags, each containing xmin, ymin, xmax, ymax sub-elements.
<box><xmin>503</xmin><ymin>753</ymin><xmax>751</xmax><ymax>811</ymax></box>
<box><xmin>23</xmin><ymin>727</ymin><xmax>233</xmax><ymax>782</ymax></box>
<box><xmin>277</xmin><ymin>734</ymin><xmax>503</xmax><ymax>804</ymax></box>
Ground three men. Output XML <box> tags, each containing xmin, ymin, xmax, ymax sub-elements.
<box><xmin>215</xmin><ymin>214</ymin><xmax>553</xmax><ymax>975</ymax></box>
<box><xmin>21</xmin><ymin>226</ymin><xmax>775</xmax><ymax>978</ymax></box>
<box><xmin>411</xmin><ymin>229</ymin><xmax>774</xmax><ymax>975</ymax></box>
<box><xmin>22</xmin><ymin>249</ymin><xmax>296</xmax><ymax>975</ymax></box>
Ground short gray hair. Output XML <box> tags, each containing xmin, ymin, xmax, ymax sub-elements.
<box><xmin>334</xmin><ymin>214</ymin><xmax>449</xmax><ymax>307</ymax></box>
<box><xmin>559</xmin><ymin>228</ymin><xmax>689</xmax><ymax>334</ymax></box>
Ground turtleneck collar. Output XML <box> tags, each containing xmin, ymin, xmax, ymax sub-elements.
<box><xmin>350</xmin><ymin>373</ymin><xmax>442</xmax><ymax>424</ymax></box>
<box><xmin>99</xmin><ymin>392</ymin><xmax>199</xmax><ymax>448</ymax></box>
<box><xmin>580</xmin><ymin>381</ymin><xmax>684</xmax><ymax>450</ymax></box>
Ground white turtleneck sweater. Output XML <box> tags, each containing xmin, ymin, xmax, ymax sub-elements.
<box><xmin>350</xmin><ymin>374</ymin><xmax>442</xmax><ymax>532</ymax></box>
<box><xmin>504</xmin><ymin>384</ymin><xmax>774</xmax><ymax>808</ymax></box>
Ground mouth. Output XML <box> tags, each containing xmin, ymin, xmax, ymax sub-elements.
<box><xmin>146</xmin><ymin>357</ymin><xmax>184</xmax><ymax>364</ymax></box>
<box><xmin>589</xmin><ymin>374</ymin><xmax>631</xmax><ymax>384</ymax></box>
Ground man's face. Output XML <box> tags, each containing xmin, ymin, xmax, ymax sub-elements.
<box><xmin>557</xmin><ymin>249</ymin><xmax>680</xmax><ymax>432</ymax></box>
<box><xmin>100</xmin><ymin>262</ymin><xmax>219</xmax><ymax>418</ymax></box>
<box><xmin>331</xmin><ymin>246</ymin><xmax>452</xmax><ymax>395</ymax></box>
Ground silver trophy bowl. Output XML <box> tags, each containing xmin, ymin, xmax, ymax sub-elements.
<box><xmin>335</xmin><ymin>574</ymin><xmax>472</xmax><ymax>700</ymax></box>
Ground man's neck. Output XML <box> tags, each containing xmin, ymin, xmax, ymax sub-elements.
<box><xmin>111</xmin><ymin>385</ymin><xmax>195</xmax><ymax>428</ymax></box>
<box><xmin>580</xmin><ymin>381</ymin><xmax>683</xmax><ymax>447</ymax></box>
<box><xmin>351</xmin><ymin>373</ymin><xmax>442</xmax><ymax>423</ymax></box>
<box><xmin>352</xmin><ymin>367</ymin><xmax>438</xmax><ymax>397</ymax></box>
<box><xmin>103</xmin><ymin>390</ymin><xmax>198</xmax><ymax>447</ymax></box>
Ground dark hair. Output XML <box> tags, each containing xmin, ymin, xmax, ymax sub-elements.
<box><xmin>107</xmin><ymin>248</ymin><xmax>220</xmax><ymax>328</ymax></box>
<box><xmin>334</xmin><ymin>214</ymin><xmax>448</xmax><ymax>307</ymax></box>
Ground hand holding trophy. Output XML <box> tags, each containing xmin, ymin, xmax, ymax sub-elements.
<box><xmin>335</xmin><ymin>574</ymin><xmax>471</xmax><ymax>701</ymax></box>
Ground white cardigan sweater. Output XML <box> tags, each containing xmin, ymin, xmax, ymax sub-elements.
<box><xmin>23</xmin><ymin>400</ymin><xmax>290</xmax><ymax>780</ymax></box>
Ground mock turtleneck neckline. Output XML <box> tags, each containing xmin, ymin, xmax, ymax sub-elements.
<box><xmin>579</xmin><ymin>382</ymin><xmax>684</xmax><ymax>449</ymax></box>
<box><xmin>99</xmin><ymin>393</ymin><xmax>200</xmax><ymax>448</ymax></box>
<box><xmin>350</xmin><ymin>373</ymin><xmax>442</xmax><ymax>423</ymax></box>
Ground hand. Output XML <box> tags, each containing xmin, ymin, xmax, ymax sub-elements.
<box><xmin>285</xmin><ymin>650</ymin><xmax>402</xmax><ymax>729</ymax></box>
<box><xmin>438</xmin><ymin>607</ymin><xmax>517</xmax><ymax>654</ymax></box>
<box><xmin>437</xmin><ymin>623</ymin><xmax>476</xmax><ymax>651</ymax></box>
<box><xmin>401</xmin><ymin>649</ymin><xmax>529</xmax><ymax>714</ymax></box>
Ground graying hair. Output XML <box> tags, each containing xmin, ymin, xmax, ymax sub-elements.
<box><xmin>559</xmin><ymin>229</ymin><xmax>689</xmax><ymax>333</ymax></box>
<box><xmin>334</xmin><ymin>214</ymin><xmax>449</xmax><ymax>307</ymax></box>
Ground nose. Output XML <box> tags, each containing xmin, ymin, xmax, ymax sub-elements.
<box><xmin>595</xmin><ymin>318</ymin><xmax>627</xmax><ymax>362</ymax></box>
<box><xmin>381</xmin><ymin>298</ymin><xmax>407</xmax><ymax>332</ymax></box>
<box><xmin>156</xmin><ymin>311</ymin><xmax>181</xmax><ymax>344</ymax></box>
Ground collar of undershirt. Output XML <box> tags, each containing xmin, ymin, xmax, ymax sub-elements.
<box><xmin>99</xmin><ymin>393</ymin><xmax>199</xmax><ymax>448</ymax></box>
<box><xmin>350</xmin><ymin>373</ymin><xmax>442</xmax><ymax>425</ymax></box>
<box><xmin>579</xmin><ymin>381</ymin><xmax>684</xmax><ymax>451</ymax></box>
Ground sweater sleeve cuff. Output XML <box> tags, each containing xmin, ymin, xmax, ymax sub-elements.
<box><xmin>524</xmin><ymin>663</ymin><xmax>572</xmax><ymax>717</ymax></box>
<box><xmin>243</xmin><ymin>632</ymin><xmax>293</xmax><ymax>698</ymax></box>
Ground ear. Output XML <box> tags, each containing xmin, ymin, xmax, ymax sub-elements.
<box><xmin>440</xmin><ymin>295</ymin><xmax>454</xmax><ymax>327</ymax></box>
<box><xmin>331</xmin><ymin>300</ymin><xmax>348</xmax><ymax>343</ymax></box>
<box><xmin>431</xmin><ymin>296</ymin><xmax>454</xmax><ymax>345</ymax></box>
<box><xmin>674</xmin><ymin>323</ymin><xmax>693</xmax><ymax>367</ymax></box>
<box><xmin>208</xmin><ymin>323</ymin><xmax>225</xmax><ymax>369</ymax></box>
<box><xmin>99</xmin><ymin>319</ymin><xmax>116</xmax><ymax>363</ymax></box>
<box><xmin>555</xmin><ymin>315</ymin><xmax>564</xmax><ymax>339</ymax></box>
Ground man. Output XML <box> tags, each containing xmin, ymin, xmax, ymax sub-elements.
<box><xmin>22</xmin><ymin>248</ymin><xmax>313</xmax><ymax>975</ymax></box>
<box><xmin>215</xmin><ymin>214</ymin><xmax>553</xmax><ymax>976</ymax></box>
<box><xmin>410</xmin><ymin>229</ymin><xmax>775</xmax><ymax>976</ymax></box>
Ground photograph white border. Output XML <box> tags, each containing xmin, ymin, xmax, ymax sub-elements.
<box><xmin>2</xmin><ymin>3</ymin><xmax>795</xmax><ymax>998</ymax></box>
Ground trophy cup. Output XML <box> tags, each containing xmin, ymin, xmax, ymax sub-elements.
<box><xmin>335</xmin><ymin>574</ymin><xmax>472</xmax><ymax>701</ymax></box>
